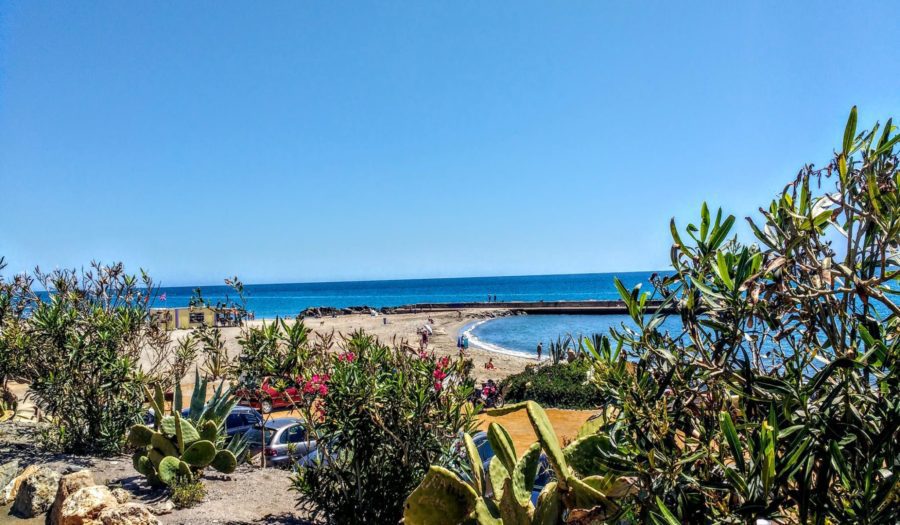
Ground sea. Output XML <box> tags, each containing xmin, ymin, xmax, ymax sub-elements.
<box><xmin>154</xmin><ymin>271</ymin><xmax>674</xmax><ymax>358</ymax></box>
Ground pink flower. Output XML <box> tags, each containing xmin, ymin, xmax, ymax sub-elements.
<box><xmin>433</xmin><ymin>382</ymin><xmax>443</xmax><ymax>392</ymax></box>
<box><xmin>338</xmin><ymin>352</ymin><xmax>355</xmax><ymax>362</ymax></box>
<box><xmin>318</xmin><ymin>384</ymin><xmax>328</xmax><ymax>396</ymax></box>
<box><xmin>433</xmin><ymin>369</ymin><xmax>447</xmax><ymax>381</ymax></box>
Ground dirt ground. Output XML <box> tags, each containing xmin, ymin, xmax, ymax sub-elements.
<box><xmin>476</xmin><ymin>408</ymin><xmax>597</xmax><ymax>452</ymax></box>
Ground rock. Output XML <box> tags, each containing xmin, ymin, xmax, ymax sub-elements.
<box><xmin>12</xmin><ymin>466</ymin><xmax>60</xmax><ymax>518</ymax></box>
<box><xmin>110</xmin><ymin>488</ymin><xmax>130</xmax><ymax>505</ymax></box>
<box><xmin>59</xmin><ymin>485</ymin><xmax>117</xmax><ymax>525</ymax></box>
<box><xmin>49</xmin><ymin>470</ymin><xmax>96</xmax><ymax>525</ymax></box>
<box><xmin>148</xmin><ymin>500</ymin><xmax>173</xmax><ymax>516</ymax></box>
<box><xmin>2</xmin><ymin>463</ymin><xmax>38</xmax><ymax>505</ymax></box>
<box><xmin>0</xmin><ymin>460</ymin><xmax>20</xmax><ymax>494</ymax></box>
<box><xmin>99</xmin><ymin>503</ymin><xmax>160</xmax><ymax>525</ymax></box>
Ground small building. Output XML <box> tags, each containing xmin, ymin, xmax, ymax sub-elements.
<box><xmin>151</xmin><ymin>307</ymin><xmax>216</xmax><ymax>330</ymax></box>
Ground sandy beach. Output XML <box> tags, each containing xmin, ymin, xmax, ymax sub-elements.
<box><xmin>166</xmin><ymin>308</ymin><xmax>535</xmax><ymax>385</ymax></box>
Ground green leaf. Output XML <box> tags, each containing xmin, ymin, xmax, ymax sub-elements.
<box><xmin>843</xmin><ymin>105</ymin><xmax>857</xmax><ymax>154</ymax></box>
<box><xmin>715</xmin><ymin>252</ymin><xmax>735</xmax><ymax>291</ymax></box>
<box><xmin>700</xmin><ymin>202</ymin><xmax>710</xmax><ymax>242</ymax></box>
<box><xmin>654</xmin><ymin>497</ymin><xmax>681</xmax><ymax>525</ymax></box>
<box><xmin>719</xmin><ymin>412</ymin><xmax>746</xmax><ymax>472</ymax></box>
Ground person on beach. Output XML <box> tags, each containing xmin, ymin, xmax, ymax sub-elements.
<box><xmin>485</xmin><ymin>357</ymin><xmax>495</xmax><ymax>370</ymax></box>
<box><xmin>536</xmin><ymin>342</ymin><xmax>543</xmax><ymax>360</ymax></box>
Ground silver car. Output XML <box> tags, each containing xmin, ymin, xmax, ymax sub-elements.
<box><xmin>244</xmin><ymin>417</ymin><xmax>317</xmax><ymax>467</ymax></box>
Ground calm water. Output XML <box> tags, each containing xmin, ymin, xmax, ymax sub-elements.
<box><xmin>463</xmin><ymin>314</ymin><xmax>683</xmax><ymax>358</ymax></box>
<box><xmin>154</xmin><ymin>271</ymin><xmax>664</xmax><ymax>318</ymax></box>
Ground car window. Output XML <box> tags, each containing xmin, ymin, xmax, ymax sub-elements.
<box><xmin>279</xmin><ymin>425</ymin><xmax>306</xmax><ymax>444</ymax></box>
<box><xmin>225</xmin><ymin>414</ymin><xmax>243</xmax><ymax>429</ymax></box>
<box><xmin>244</xmin><ymin>427</ymin><xmax>275</xmax><ymax>445</ymax></box>
<box><xmin>241</xmin><ymin>413</ymin><xmax>261</xmax><ymax>426</ymax></box>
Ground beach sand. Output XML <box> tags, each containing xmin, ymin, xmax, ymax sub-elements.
<box><xmin>164</xmin><ymin>308</ymin><xmax>535</xmax><ymax>385</ymax></box>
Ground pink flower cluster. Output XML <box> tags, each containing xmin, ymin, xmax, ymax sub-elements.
<box><xmin>301</xmin><ymin>373</ymin><xmax>330</xmax><ymax>397</ymax></box>
<box><xmin>432</xmin><ymin>356</ymin><xmax>452</xmax><ymax>392</ymax></box>
<box><xmin>338</xmin><ymin>351</ymin><xmax>355</xmax><ymax>363</ymax></box>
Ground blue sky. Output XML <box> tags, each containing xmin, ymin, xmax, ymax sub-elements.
<box><xmin>1</xmin><ymin>2</ymin><xmax>898</xmax><ymax>286</ymax></box>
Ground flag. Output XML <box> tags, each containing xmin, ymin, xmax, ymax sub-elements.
<box><xmin>159</xmin><ymin>293</ymin><xmax>167</xmax><ymax>302</ymax></box>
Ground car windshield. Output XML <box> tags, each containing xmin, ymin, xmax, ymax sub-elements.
<box><xmin>244</xmin><ymin>427</ymin><xmax>275</xmax><ymax>445</ymax></box>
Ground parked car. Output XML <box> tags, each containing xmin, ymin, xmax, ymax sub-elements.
<box><xmin>223</xmin><ymin>406</ymin><xmax>264</xmax><ymax>439</ymax></box>
<box><xmin>470</xmin><ymin>431</ymin><xmax>552</xmax><ymax>504</ymax></box>
<box><xmin>145</xmin><ymin>405</ymin><xmax>263</xmax><ymax>441</ymax></box>
<box><xmin>244</xmin><ymin>417</ymin><xmax>317</xmax><ymax>467</ymax></box>
<box><xmin>236</xmin><ymin>376</ymin><xmax>303</xmax><ymax>414</ymax></box>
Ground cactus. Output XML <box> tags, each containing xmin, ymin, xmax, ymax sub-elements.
<box><xmin>403</xmin><ymin>401</ymin><xmax>628</xmax><ymax>524</ymax></box>
<box><xmin>128</xmin><ymin>370</ymin><xmax>240</xmax><ymax>488</ymax></box>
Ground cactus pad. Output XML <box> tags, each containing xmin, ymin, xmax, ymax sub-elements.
<box><xmin>158</xmin><ymin>456</ymin><xmax>182</xmax><ymax>486</ymax></box>
<box><xmin>128</xmin><ymin>424</ymin><xmax>154</xmax><ymax>447</ymax></box>
<box><xmin>151</xmin><ymin>432</ymin><xmax>179</xmax><ymax>457</ymax></box>
<box><xmin>403</xmin><ymin>466</ymin><xmax>478</xmax><ymax>525</ymax></box>
<box><xmin>210</xmin><ymin>450</ymin><xmax>237</xmax><ymax>474</ymax></box>
<box><xmin>160</xmin><ymin>415</ymin><xmax>201</xmax><ymax>444</ymax></box>
<box><xmin>199</xmin><ymin>420</ymin><xmax>219</xmax><ymax>442</ymax></box>
<box><xmin>183</xmin><ymin>440</ymin><xmax>217</xmax><ymax>467</ymax></box>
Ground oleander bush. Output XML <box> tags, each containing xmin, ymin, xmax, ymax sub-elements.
<box><xmin>291</xmin><ymin>330</ymin><xmax>477</xmax><ymax>524</ymax></box>
<box><xmin>501</xmin><ymin>361</ymin><xmax>602</xmax><ymax>409</ymax></box>
<box><xmin>4</xmin><ymin>262</ymin><xmax>171</xmax><ymax>454</ymax></box>
<box><xmin>406</xmin><ymin>108</ymin><xmax>900</xmax><ymax>524</ymax></box>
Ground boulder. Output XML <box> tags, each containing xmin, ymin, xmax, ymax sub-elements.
<box><xmin>12</xmin><ymin>466</ymin><xmax>60</xmax><ymax>518</ymax></box>
<box><xmin>110</xmin><ymin>488</ymin><xmax>131</xmax><ymax>505</ymax></box>
<box><xmin>0</xmin><ymin>460</ymin><xmax>20</xmax><ymax>494</ymax></box>
<box><xmin>49</xmin><ymin>470</ymin><xmax>96</xmax><ymax>525</ymax></box>
<box><xmin>99</xmin><ymin>503</ymin><xmax>160</xmax><ymax>525</ymax></box>
<box><xmin>59</xmin><ymin>485</ymin><xmax>117</xmax><ymax>525</ymax></box>
<box><xmin>1</xmin><ymin>463</ymin><xmax>38</xmax><ymax>505</ymax></box>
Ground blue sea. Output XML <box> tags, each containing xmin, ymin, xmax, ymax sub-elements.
<box><xmin>154</xmin><ymin>271</ymin><xmax>664</xmax><ymax>318</ymax></box>
<box><xmin>462</xmin><ymin>314</ymin><xmax>683</xmax><ymax>358</ymax></box>
<box><xmin>154</xmin><ymin>271</ymin><xmax>671</xmax><ymax>357</ymax></box>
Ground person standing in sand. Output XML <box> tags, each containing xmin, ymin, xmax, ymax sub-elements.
<box><xmin>536</xmin><ymin>342</ymin><xmax>543</xmax><ymax>360</ymax></box>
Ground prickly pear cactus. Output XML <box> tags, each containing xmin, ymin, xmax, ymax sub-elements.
<box><xmin>128</xmin><ymin>378</ymin><xmax>239</xmax><ymax>488</ymax></box>
<box><xmin>403</xmin><ymin>401</ymin><xmax>628</xmax><ymax>524</ymax></box>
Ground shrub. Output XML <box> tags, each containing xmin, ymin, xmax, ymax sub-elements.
<box><xmin>501</xmin><ymin>361</ymin><xmax>602</xmax><ymax>409</ymax></box>
<box><xmin>14</xmin><ymin>262</ymin><xmax>170</xmax><ymax>454</ymax></box>
<box><xmin>407</xmin><ymin>108</ymin><xmax>900</xmax><ymax>524</ymax></box>
<box><xmin>0</xmin><ymin>256</ymin><xmax>32</xmax><ymax>411</ymax></box>
<box><xmin>170</xmin><ymin>478</ymin><xmax>207</xmax><ymax>509</ymax></box>
<box><xmin>291</xmin><ymin>331</ymin><xmax>476</xmax><ymax>524</ymax></box>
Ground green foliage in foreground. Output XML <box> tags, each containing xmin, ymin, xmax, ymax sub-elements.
<box><xmin>408</xmin><ymin>108</ymin><xmax>900</xmax><ymax>523</ymax></box>
<box><xmin>291</xmin><ymin>331</ymin><xmax>476</xmax><ymax>525</ymax></box>
<box><xmin>404</xmin><ymin>401</ymin><xmax>627</xmax><ymax>524</ymax></box>
<box><xmin>128</xmin><ymin>371</ymin><xmax>240</xmax><ymax>488</ymax></box>
<box><xmin>2</xmin><ymin>262</ymin><xmax>170</xmax><ymax>454</ymax></box>
<box><xmin>501</xmin><ymin>361</ymin><xmax>601</xmax><ymax>409</ymax></box>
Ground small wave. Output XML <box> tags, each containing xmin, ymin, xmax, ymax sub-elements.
<box><xmin>461</xmin><ymin>319</ymin><xmax>542</xmax><ymax>361</ymax></box>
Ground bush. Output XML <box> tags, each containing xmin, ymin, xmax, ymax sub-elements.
<box><xmin>291</xmin><ymin>331</ymin><xmax>476</xmax><ymax>524</ymax></box>
<box><xmin>407</xmin><ymin>108</ymin><xmax>900</xmax><ymax>524</ymax></box>
<box><xmin>170</xmin><ymin>478</ymin><xmax>207</xmax><ymax>509</ymax></box>
<box><xmin>13</xmin><ymin>262</ymin><xmax>170</xmax><ymax>454</ymax></box>
<box><xmin>501</xmin><ymin>361</ymin><xmax>602</xmax><ymax>409</ymax></box>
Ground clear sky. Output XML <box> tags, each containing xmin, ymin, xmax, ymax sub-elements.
<box><xmin>1</xmin><ymin>2</ymin><xmax>898</xmax><ymax>286</ymax></box>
